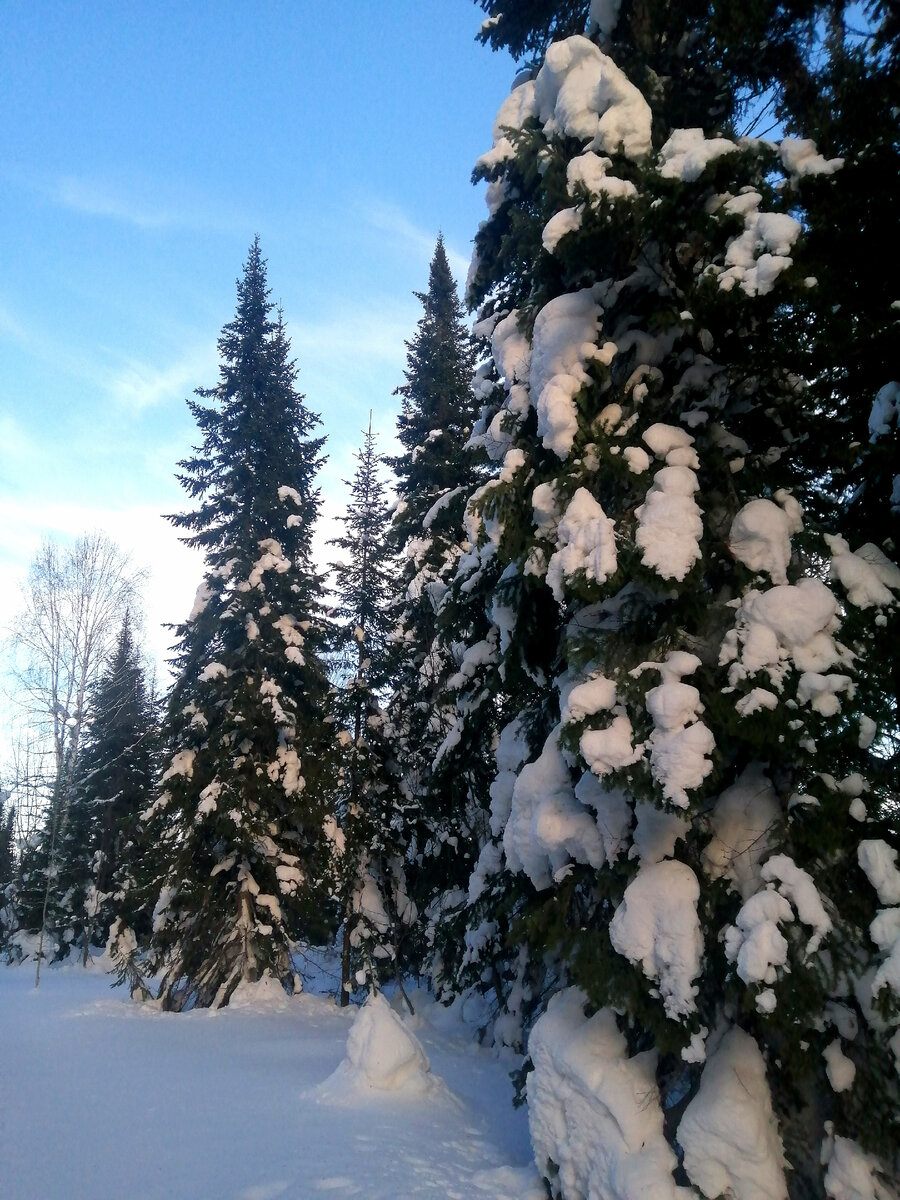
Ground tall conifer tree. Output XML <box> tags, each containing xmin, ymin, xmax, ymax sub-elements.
<box><xmin>71</xmin><ymin>613</ymin><xmax>157</xmax><ymax>958</ymax></box>
<box><xmin>9</xmin><ymin>615</ymin><xmax>156</xmax><ymax>961</ymax></box>
<box><xmin>328</xmin><ymin>421</ymin><xmax>414</xmax><ymax>1004</ymax></box>
<box><xmin>148</xmin><ymin>239</ymin><xmax>331</xmax><ymax>1010</ymax></box>
<box><xmin>385</xmin><ymin>237</ymin><xmax>492</xmax><ymax>959</ymax></box>
<box><xmin>448</xmin><ymin>3</ymin><xmax>900</xmax><ymax>1194</ymax></box>
<box><xmin>0</xmin><ymin>795</ymin><xmax>14</xmax><ymax>896</ymax></box>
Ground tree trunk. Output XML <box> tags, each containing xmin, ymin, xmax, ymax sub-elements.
<box><xmin>340</xmin><ymin>900</ymin><xmax>352</xmax><ymax>1007</ymax></box>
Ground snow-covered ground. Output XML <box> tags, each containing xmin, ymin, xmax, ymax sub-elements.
<box><xmin>0</xmin><ymin>959</ymin><xmax>541</xmax><ymax>1200</ymax></box>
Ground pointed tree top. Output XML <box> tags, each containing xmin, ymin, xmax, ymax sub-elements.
<box><xmin>235</xmin><ymin>236</ymin><xmax>269</xmax><ymax>303</ymax></box>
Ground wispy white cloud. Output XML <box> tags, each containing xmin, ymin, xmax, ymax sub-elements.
<box><xmin>4</xmin><ymin>164</ymin><xmax>244</xmax><ymax>233</ymax></box>
<box><xmin>361</xmin><ymin>201</ymin><xmax>471</xmax><ymax>282</ymax></box>
<box><xmin>0</xmin><ymin>290</ymin><xmax>216</xmax><ymax>414</ymax></box>
<box><xmin>53</xmin><ymin>175</ymin><xmax>183</xmax><ymax>229</ymax></box>
<box><xmin>0</xmin><ymin>413</ymin><xmax>40</xmax><ymax>470</ymax></box>
<box><xmin>103</xmin><ymin>344</ymin><xmax>219</xmax><ymax>411</ymax></box>
<box><xmin>0</xmin><ymin>295</ymin><xmax>103</xmax><ymax>390</ymax></box>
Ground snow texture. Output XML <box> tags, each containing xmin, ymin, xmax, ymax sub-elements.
<box><xmin>678</xmin><ymin>1027</ymin><xmax>788</xmax><ymax>1200</ymax></box>
<box><xmin>0</xmin><ymin>964</ymin><xmax>538</xmax><ymax>1200</ymax></box>
<box><xmin>635</xmin><ymin>457</ymin><xmax>703</xmax><ymax>581</ymax></box>
<box><xmin>779</xmin><ymin>137</ymin><xmax>844</xmax><ymax>178</ymax></box>
<box><xmin>658</xmin><ymin>128</ymin><xmax>739</xmax><ymax>182</ymax></box>
<box><xmin>869</xmin><ymin>906</ymin><xmax>900</xmax><ymax>1000</ymax></box>
<box><xmin>724</xmin><ymin>888</ymin><xmax>793</xmax><ymax>986</ymax></box>
<box><xmin>761</xmin><ymin>854</ymin><xmax>833</xmax><ymax>955</ymax></box>
<box><xmin>588</xmin><ymin>0</ymin><xmax>622</xmax><ymax>37</ymax></box>
<box><xmin>631</xmin><ymin>801</ymin><xmax>688</xmax><ymax>864</ymax></box>
<box><xmin>869</xmin><ymin>381</ymin><xmax>899</xmax><ymax>440</ymax></box>
<box><xmin>562</xmin><ymin>673</ymin><xmax>617</xmax><ymax>724</ymax></box>
<box><xmin>608</xmin><ymin>859</ymin><xmax>703</xmax><ymax>1018</ymax></box>
<box><xmin>531</xmin><ymin>287</ymin><xmax>605</xmax><ymax>458</ymax></box>
<box><xmin>320</xmin><ymin>993</ymin><xmax>435</xmax><ymax>1096</ymax></box>
<box><xmin>857</xmin><ymin>840</ymin><xmax>900</xmax><ymax>906</ymax></box>
<box><xmin>543</xmin><ymin>205</ymin><xmax>583</xmax><ymax>253</ymax></box>
<box><xmin>482</xmin><ymin>313</ymin><xmax>533</xmax><ymax>459</ymax></box>
<box><xmin>503</xmin><ymin>727</ymin><xmax>606</xmax><ymax>890</ymax></box>
<box><xmin>276</xmin><ymin>485</ymin><xmax>302</xmax><ymax>505</ymax></box>
<box><xmin>573</xmin><ymin>772</ymin><xmax>632</xmax><ymax>865</ymax></box>
<box><xmin>717</xmin><ymin>204</ymin><xmax>802</xmax><ymax>297</ymax></box>
<box><xmin>637</xmin><ymin>651</ymin><xmax>714</xmax><ymax>807</ymax></box>
<box><xmin>725</xmin><ymin>855</ymin><xmax>832</xmax><ymax>993</ymax></box>
<box><xmin>198</xmin><ymin>660</ymin><xmax>228</xmax><ymax>682</ymax></box>
<box><xmin>247</xmin><ymin>538</ymin><xmax>291</xmax><ymax>589</ymax></box>
<box><xmin>823</xmin><ymin>1134</ymin><xmax>895</xmax><ymax>1200</ymax></box>
<box><xmin>188</xmin><ymin>580</ymin><xmax>215</xmax><ymax>621</ymax></box>
<box><xmin>580</xmin><ymin>712</ymin><xmax>643</xmax><ymax>778</ymax></box>
<box><xmin>567</xmin><ymin>150</ymin><xmax>636</xmax><ymax>202</ymax></box>
<box><xmin>493</xmin><ymin>311</ymin><xmax>532</xmax><ymax>389</ymax></box>
<box><xmin>546</xmin><ymin>487</ymin><xmax>617</xmax><ymax>602</ymax></box>
<box><xmin>823</xmin><ymin>1039</ymin><xmax>856</xmax><ymax>1093</ymax></box>
<box><xmin>826</xmin><ymin>536</ymin><xmax>900</xmax><ymax>609</ymax></box>
<box><xmin>729</xmin><ymin>497</ymin><xmax>800</xmax><ymax>584</ymax></box>
<box><xmin>720</xmin><ymin>577</ymin><xmax>844</xmax><ymax>696</ymax></box>
<box><xmin>702</xmin><ymin>765</ymin><xmax>780</xmax><ymax>900</ymax></box>
<box><xmin>527</xmin><ymin>988</ymin><xmax>689</xmax><ymax>1200</ymax></box>
<box><xmin>161</xmin><ymin>749</ymin><xmax>195</xmax><ymax>782</ymax></box>
<box><xmin>534</xmin><ymin>36</ymin><xmax>652</xmax><ymax>160</ymax></box>
<box><xmin>489</xmin><ymin>717</ymin><xmax>530</xmax><ymax>837</ymax></box>
<box><xmin>423</xmin><ymin>486</ymin><xmax>466</xmax><ymax>531</ymax></box>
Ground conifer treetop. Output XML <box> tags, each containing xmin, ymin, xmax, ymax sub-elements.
<box><xmin>329</xmin><ymin>415</ymin><xmax>395</xmax><ymax>687</ymax></box>
<box><xmin>388</xmin><ymin>235</ymin><xmax>477</xmax><ymax>516</ymax></box>
<box><xmin>171</xmin><ymin>236</ymin><xmax>324</xmax><ymax>572</ymax></box>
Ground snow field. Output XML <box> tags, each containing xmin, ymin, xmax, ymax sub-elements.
<box><xmin>0</xmin><ymin>963</ymin><xmax>539</xmax><ymax>1200</ymax></box>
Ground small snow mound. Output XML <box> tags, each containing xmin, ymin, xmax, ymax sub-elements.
<box><xmin>228</xmin><ymin>971</ymin><xmax>296</xmax><ymax>1012</ymax></box>
<box><xmin>317</xmin><ymin>994</ymin><xmax>446</xmax><ymax>1102</ymax></box>
<box><xmin>346</xmin><ymin>995</ymin><xmax>429</xmax><ymax>1090</ymax></box>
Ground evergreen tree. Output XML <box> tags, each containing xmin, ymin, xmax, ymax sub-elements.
<box><xmin>70</xmin><ymin>614</ymin><xmax>157</xmax><ymax>959</ymax></box>
<box><xmin>12</xmin><ymin>615</ymin><xmax>157</xmax><ymax>962</ymax></box>
<box><xmin>384</xmin><ymin>236</ymin><xmax>492</xmax><ymax>963</ymax></box>
<box><xmin>332</xmin><ymin>418</ymin><xmax>396</xmax><ymax>693</ymax></box>
<box><xmin>147</xmin><ymin>239</ymin><xmax>332</xmax><ymax>1010</ymax></box>
<box><xmin>448</xmin><ymin>3</ymin><xmax>900</xmax><ymax>1195</ymax></box>
<box><xmin>0</xmin><ymin>792</ymin><xmax>15</xmax><ymax>943</ymax></box>
<box><xmin>328</xmin><ymin>420</ymin><xmax>414</xmax><ymax>1005</ymax></box>
<box><xmin>0</xmin><ymin>794</ymin><xmax>13</xmax><ymax>890</ymax></box>
<box><xmin>771</xmin><ymin>6</ymin><xmax>900</xmax><ymax>811</ymax></box>
<box><xmin>12</xmin><ymin>793</ymin><xmax>65</xmax><ymax>961</ymax></box>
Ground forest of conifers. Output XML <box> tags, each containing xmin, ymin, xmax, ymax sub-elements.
<box><xmin>2</xmin><ymin>2</ymin><xmax>899</xmax><ymax>1197</ymax></box>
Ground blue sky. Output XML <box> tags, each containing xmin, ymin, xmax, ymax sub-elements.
<box><xmin>0</xmin><ymin>1</ymin><xmax>515</xmax><ymax>666</ymax></box>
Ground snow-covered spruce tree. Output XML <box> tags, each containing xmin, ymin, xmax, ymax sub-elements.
<box><xmin>0</xmin><ymin>796</ymin><xmax>13</xmax><ymax>888</ymax></box>
<box><xmin>447</xmin><ymin>3</ymin><xmax>900</xmax><ymax>1195</ymax></box>
<box><xmin>771</xmin><ymin>6</ymin><xmax>900</xmax><ymax>819</ymax></box>
<box><xmin>12</xmin><ymin>787</ymin><xmax>70</xmax><ymax>961</ymax></box>
<box><xmin>147</xmin><ymin>239</ymin><xmax>332</xmax><ymax>1010</ymax></box>
<box><xmin>0</xmin><ymin>793</ymin><xmax>15</xmax><ymax>936</ymax></box>
<box><xmin>327</xmin><ymin>420</ymin><xmax>415</xmax><ymax>1006</ymax></box>
<box><xmin>55</xmin><ymin>613</ymin><xmax>158</xmax><ymax>963</ymax></box>
<box><xmin>383</xmin><ymin>236</ymin><xmax>494</xmax><ymax>963</ymax></box>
